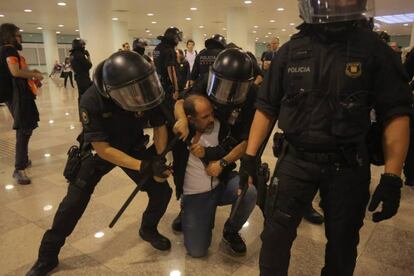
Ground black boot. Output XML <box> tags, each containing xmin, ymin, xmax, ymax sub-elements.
<box><xmin>139</xmin><ymin>228</ymin><xmax>171</xmax><ymax>251</ymax></box>
<box><xmin>171</xmin><ymin>210</ymin><xmax>182</xmax><ymax>232</ymax></box>
<box><xmin>304</xmin><ymin>206</ymin><xmax>324</xmax><ymax>225</ymax></box>
<box><xmin>222</xmin><ymin>231</ymin><xmax>247</xmax><ymax>256</ymax></box>
<box><xmin>26</xmin><ymin>258</ymin><xmax>58</xmax><ymax>276</ymax></box>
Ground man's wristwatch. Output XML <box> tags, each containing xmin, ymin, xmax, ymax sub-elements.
<box><xmin>219</xmin><ymin>158</ymin><xmax>229</xmax><ymax>169</ymax></box>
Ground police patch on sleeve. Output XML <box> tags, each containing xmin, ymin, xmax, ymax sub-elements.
<box><xmin>80</xmin><ymin>109</ymin><xmax>90</xmax><ymax>125</ymax></box>
<box><xmin>345</xmin><ymin>62</ymin><xmax>362</xmax><ymax>78</ymax></box>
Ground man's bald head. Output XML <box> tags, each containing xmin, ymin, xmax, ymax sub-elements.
<box><xmin>183</xmin><ymin>94</ymin><xmax>215</xmax><ymax>133</ymax></box>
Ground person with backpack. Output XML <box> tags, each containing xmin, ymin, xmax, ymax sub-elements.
<box><xmin>0</xmin><ymin>23</ymin><xmax>43</xmax><ymax>185</ymax></box>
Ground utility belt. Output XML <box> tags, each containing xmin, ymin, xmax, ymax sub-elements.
<box><xmin>273</xmin><ymin>132</ymin><xmax>362</xmax><ymax>166</ymax></box>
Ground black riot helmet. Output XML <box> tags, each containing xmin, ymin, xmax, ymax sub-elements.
<box><xmin>378</xmin><ymin>31</ymin><xmax>391</xmax><ymax>43</ymax></box>
<box><xmin>132</xmin><ymin>38</ymin><xmax>147</xmax><ymax>55</ymax></box>
<box><xmin>205</xmin><ymin>34</ymin><xmax>227</xmax><ymax>50</ymax></box>
<box><xmin>298</xmin><ymin>0</ymin><xmax>374</xmax><ymax>24</ymax></box>
<box><xmin>207</xmin><ymin>48</ymin><xmax>254</xmax><ymax>106</ymax></box>
<box><xmin>93</xmin><ymin>51</ymin><xmax>164</xmax><ymax>112</ymax></box>
<box><xmin>162</xmin><ymin>27</ymin><xmax>183</xmax><ymax>46</ymax></box>
<box><xmin>72</xmin><ymin>38</ymin><xmax>86</xmax><ymax>50</ymax></box>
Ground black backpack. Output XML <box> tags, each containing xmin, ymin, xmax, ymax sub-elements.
<box><xmin>0</xmin><ymin>46</ymin><xmax>19</xmax><ymax>103</ymax></box>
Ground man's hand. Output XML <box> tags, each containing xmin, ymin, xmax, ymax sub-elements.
<box><xmin>190</xmin><ymin>144</ymin><xmax>205</xmax><ymax>158</ymax></box>
<box><xmin>368</xmin><ymin>173</ymin><xmax>402</xmax><ymax>223</ymax></box>
<box><xmin>173</xmin><ymin>118</ymin><xmax>189</xmax><ymax>140</ymax></box>
<box><xmin>206</xmin><ymin>161</ymin><xmax>223</xmax><ymax>177</ymax></box>
<box><xmin>32</xmin><ymin>71</ymin><xmax>44</xmax><ymax>81</ymax></box>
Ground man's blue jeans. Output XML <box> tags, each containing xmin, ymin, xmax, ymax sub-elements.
<box><xmin>181</xmin><ymin>173</ymin><xmax>257</xmax><ymax>257</ymax></box>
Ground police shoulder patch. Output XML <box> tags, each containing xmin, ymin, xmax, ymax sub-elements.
<box><xmin>80</xmin><ymin>109</ymin><xmax>90</xmax><ymax>125</ymax></box>
<box><xmin>345</xmin><ymin>62</ymin><xmax>362</xmax><ymax>78</ymax></box>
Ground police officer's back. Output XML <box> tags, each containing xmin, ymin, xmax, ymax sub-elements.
<box><xmin>190</xmin><ymin>34</ymin><xmax>227</xmax><ymax>85</ymax></box>
<box><xmin>70</xmin><ymin>38</ymin><xmax>92</xmax><ymax>97</ymax></box>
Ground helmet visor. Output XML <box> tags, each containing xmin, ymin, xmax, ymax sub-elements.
<box><xmin>107</xmin><ymin>72</ymin><xmax>165</xmax><ymax>112</ymax></box>
<box><xmin>299</xmin><ymin>0</ymin><xmax>374</xmax><ymax>24</ymax></box>
<box><xmin>207</xmin><ymin>71</ymin><xmax>251</xmax><ymax>106</ymax></box>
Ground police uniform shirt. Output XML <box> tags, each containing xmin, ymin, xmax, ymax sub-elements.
<box><xmin>153</xmin><ymin>42</ymin><xmax>177</xmax><ymax>88</ymax></box>
<box><xmin>79</xmin><ymin>86</ymin><xmax>165</xmax><ymax>152</ymax></box>
<box><xmin>190</xmin><ymin>48</ymin><xmax>222</xmax><ymax>81</ymax></box>
<box><xmin>256</xmin><ymin>24</ymin><xmax>412</xmax><ymax>150</ymax></box>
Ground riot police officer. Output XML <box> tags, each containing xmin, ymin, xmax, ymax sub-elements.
<box><xmin>132</xmin><ymin>38</ymin><xmax>153</xmax><ymax>64</ymax></box>
<box><xmin>26</xmin><ymin>51</ymin><xmax>173</xmax><ymax>276</ymax></box>
<box><xmin>239</xmin><ymin>1</ymin><xmax>412</xmax><ymax>275</ymax></box>
<box><xmin>171</xmin><ymin>49</ymin><xmax>258</xmax><ymax>251</ymax></box>
<box><xmin>70</xmin><ymin>38</ymin><xmax>92</xmax><ymax>102</ymax></box>
<box><xmin>153</xmin><ymin>27</ymin><xmax>183</xmax><ymax>102</ymax></box>
<box><xmin>190</xmin><ymin>34</ymin><xmax>227</xmax><ymax>86</ymax></box>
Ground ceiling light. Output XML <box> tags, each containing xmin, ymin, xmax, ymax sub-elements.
<box><xmin>151</xmin><ymin>21</ymin><xmax>157</xmax><ymax>24</ymax></box>
<box><xmin>203</xmin><ymin>33</ymin><xmax>207</xmax><ymax>36</ymax></box>
<box><xmin>190</xmin><ymin>7</ymin><xmax>197</xmax><ymax>11</ymax></box>
<box><xmin>254</xmin><ymin>25</ymin><xmax>259</xmax><ymax>28</ymax></box>
<box><xmin>282</xmin><ymin>29</ymin><xmax>286</xmax><ymax>32</ymax></box>
<box><xmin>94</xmin><ymin>231</ymin><xmax>105</xmax><ymax>238</ymax></box>
<box><xmin>5</xmin><ymin>184</ymin><xmax>14</xmax><ymax>190</ymax></box>
<box><xmin>265</xmin><ymin>35</ymin><xmax>269</xmax><ymax>38</ymax></box>
<box><xmin>290</xmin><ymin>23</ymin><xmax>295</xmax><ymax>26</ymax></box>
<box><xmin>58</xmin><ymin>24</ymin><xmax>64</xmax><ymax>27</ymax></box>
<box><xmin>277</xmin><ymin>8</ymin><xmax>285</xmax><ymax>11</ymax></box>
<box><xmin>199</xmin><ymin>25</ymin><xmax>204</xmax><ymax>28</ymax></box>
<box><xmin>0</xmin><ymin>14</ymin><xmax>5</xmax><ymax>17</ymax></box>
<box><xmin>147</xmin><ymin>13</ymin><xmax>154</xmax><ymax>16</ymax></box>
<box><xmin>149</xmin><ymin>33</ymin><xmax>152</xmax><ymax>36</ymax></box>
<box><xmin>244</xmin><ymin>0</ymin><xmax>253</xmax><ymax>4</ymax></box>
<box><xmin>185</xmin><ymin>17</ymin><xmax>192</xmax><ymax>21</ymax></box>
<box><xmin>70</xmin><ymin>124</ymin><xmax>75</xmax><ymax>129</ymax></box>
<box><xmin>65</xmin><ymin>112</ymin><xmax>70</xmax><ymax>116</ymax></box>
<box><xmin>146</xmin><ymin>29</ymin><xmax>150</xmax><ymax>33</ymax></box>
<box><xmin>20</xmin><ymin>29</ymin><xmax>24</xmax><ymax>32</ymax></box>
<box><xmin>403</xmin><ymin>23</ymin><xmax>409</xmax><ymax>26</ymax></box>
<box><xmin>49</xmin><ymin>119</ymin><xmax>54</xmax><ymax>124</ymax></box>
<box><xmin>37</xmin><ymin>27</ymin><xmax>43</xmax><ymax>30</ymax></box>
<box><xmin>375</xmin><ymin>13</ymin><xmax>414</xmax><ymax>24</ymax></box>
<box><xmin>112</xmin><ymin>17</ymin><xmax>118</xmax><ymax>21</ymax></box>
<box><xmin>56</xmin><ymin>31</ymin><xmax>61</xmax><ymax>34</ymax></box>
<box><xmin>75</xmin><ymin>29</ymin><xmax>79</xmax><ymax>32</ymax></box>
<box><xmin>24</xmin><ymin>9</ymin><xmax>32</xmax><ymax>13</ymax></box>
<box><xmin>222</xmin><ymin>27</ymin><xmax>226</xmax><ymax>31</ymax></box>
<box><xmin>267</xmin><ymin>32</ymin><xmax>272</xmax><ymax>34</ymax></box>
<box><xmin>252</xmin><ymin>30</ymin><xmax>257</xmax><ymax>33</ymax></box>
<box><xmin>269</xmin><ymin>19</ymin><xmax>275</xmax><ymax>23</ymax></box>
<box><xmin>57</xmin><ymin>2</ymin><xmax>66</xmax><ymax>6</ymax></box>
<box><xmin>44</xmin><ymin>153</ymin><xmax>51</xmax><ymax>157</ymax></box>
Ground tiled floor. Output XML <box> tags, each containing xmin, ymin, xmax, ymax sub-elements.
<box><xmin>0</xmin><ymin>78</ymin><xmax>413</xmax><ymax>276</ymax></box>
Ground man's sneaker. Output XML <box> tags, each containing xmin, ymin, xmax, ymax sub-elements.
<box><xmin>171</xmin><ymin>211</ymin><xmax>182</xmax><ymax>232</ymax></box>
<box><xmin>26</xmin><ymin>159</ymin><xmax>32</xmax><ymax>168</ymax></box>
<box><xmin>304</xmin><ymin>206</ymin><xmax>324</xmax><ymax>225</ymax></box>
<box><xmin>222</xmin><ymin>231</ymin><xmax>246</xmax><ymax>256</ymax></box>
<box><xmin>13</xmin><ymin>169</ymin><xmax>31</xmax><ymax>185</ymax></box>
<box><xmin>139</xmin><ymin>228</ymin><xmax>171</xmax><ymax>251</ymax></box>
<box><xmin>26</xmin><ymin>258</ymin><xmax>59</xmax><ymax>276</ymax></box>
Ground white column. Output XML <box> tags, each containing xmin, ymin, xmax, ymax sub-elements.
<box><xmin>42</xmin><ymin>30</ymin><xmax>59</xmax><ymax>75</ymax></box>
<box><xmin>246</xmin><ymin>33</ymin><xmax>256</xmax><ymax>54</ymax></box>
<box><xmin>192</xmin><ymin>28</ymin><xmax>204</xmax><ymax>52</ymax></box>
<box><xmin>410</xmin><ymin>23</ymin><xmax>414</xmax><ymax>48</ymax></box>
<box><xmin>112</xmin><ymin>20</ymin><xmax>129</xmax><ymax>51</ymax></box>
<box><xmin>226</xmin><ymin>7</ymin><xmax>248</xmax><ymax>50</ymax></box>
<box><xmin>76</xmin><ymin>0</ymin><xmax>113</xmax><ymax>68</ymax></box>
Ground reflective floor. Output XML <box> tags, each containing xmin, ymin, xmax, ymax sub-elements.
<box><xmin>0</xmin><ymin>78</ymin><xmax>413</xmax><ymax>276</ymax></box>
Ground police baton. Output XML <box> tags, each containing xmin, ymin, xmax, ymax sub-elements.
<box><xmin>109</xmin><ymin>133</ymin><xmax>180</xmax><ymax>228</ymax></box>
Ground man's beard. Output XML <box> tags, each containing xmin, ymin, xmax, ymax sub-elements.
<box><xmin>197</xmin><ymin>122</ymin><xmax>214</xmax><ymax>134</ymax></box>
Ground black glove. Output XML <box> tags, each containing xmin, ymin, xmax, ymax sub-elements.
<box><xmin>368</xmin><ymin>173</ymin><xmax>402</xmax><ymax>223</ymax></box>
<box><xmin>140</xmin><ymin>156</ymin><xmax>169</xmax><ymax>178</ymax></box>
<box><xmin>239</xmin><ymin>154</ymin><xmax>257</xmax><ymax>190</ymax></box>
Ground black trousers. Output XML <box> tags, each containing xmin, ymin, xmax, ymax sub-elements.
<box><xmin>63</xmin><ymin>71</ymin><xmax>74</xmax><ymax>88</ymax></box>
<box><xmin>403</xmin><ymin>135</ymin><xmax>414</xmax><ymax>183</ymax></box>
<box><xmin>260</xmin><ymin>146</ymin><xmax>371</xmax><ymax>276</ymax></box>
<box><xmin>37</xmin><ymin>152</ymin><xmax>172</xmax><ymax>261</ymax></box>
